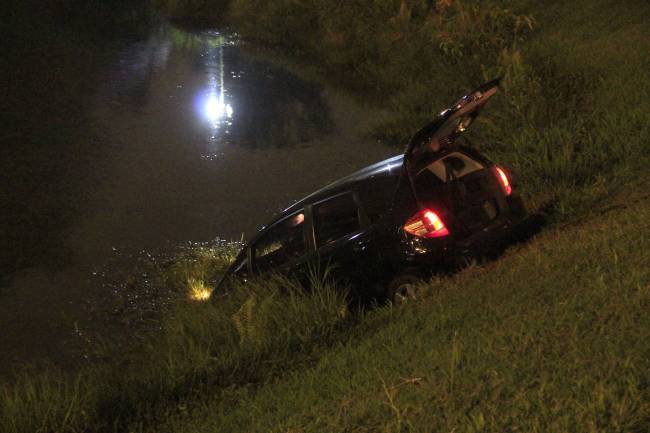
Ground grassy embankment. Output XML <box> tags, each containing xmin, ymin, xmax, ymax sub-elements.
<box><xmin>3</xmin><ymin>185</ymin><xmax>649</xmax><ymax>432</ymax></box>
<box><xmin>2</xmin><ymin>0</ymin><xmax>650</xmax><ymax>431</ymax></box>
<box><xmin>151</xmin><ymin>178</ymin><xmax>650</xmax><ymax>432</ymax></box>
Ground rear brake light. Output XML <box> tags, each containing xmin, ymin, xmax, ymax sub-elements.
<box><xmin>404</xmin><ymin>209</ymin><xmax>450</xmax><ymax>238</ymax></box>
<box><xmin>495</xmin><ymin>166</ymin><xmax>512</xmax><ymax>196</ymax></box>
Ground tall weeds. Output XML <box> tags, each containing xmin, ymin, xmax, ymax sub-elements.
<box><xmin>0</xmin><ymin>269</ymin><xmax>350</xmax><ymax>432</ymax></box>
<box><xmin>6</xmin><ymin>0</ymin><xmax>650</xmax><ymax>431</ymax></box>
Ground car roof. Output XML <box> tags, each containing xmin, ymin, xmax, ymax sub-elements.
<box><xmin>252</xmin><ymin>154</ymin><xmax>404</xmax><ymax>239</ymax></box>
<box><xmin>283</xmin><ymin>153</ymin><xmax>403</xmax><ymax>212</ymax></box>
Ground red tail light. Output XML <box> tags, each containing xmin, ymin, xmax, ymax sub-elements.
<box><xmin>495</xmin><ymin>166</ymin><xmax>512</xmax><ymax>196</ymax></box>
<box><xmin>404</xmin><ymin>209</ymin><xmax>450</xmax><ymax>238</ymax></box>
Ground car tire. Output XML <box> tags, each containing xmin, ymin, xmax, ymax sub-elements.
<box><xmin>387</xmin><ymin>272</ymin><xmax>422</xmax><ymax>305</ymax></box>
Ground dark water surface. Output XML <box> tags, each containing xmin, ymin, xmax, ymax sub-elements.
<box><xmin>0</xmin><ymin>8</ymin><xmax>395</xmax><ymax>376</ymax></box>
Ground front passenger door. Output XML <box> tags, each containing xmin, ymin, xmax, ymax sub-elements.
<box><xmin>251</xmin><ymin>210</ymin><xmax>311</xmax><ymax>280</ymax></box>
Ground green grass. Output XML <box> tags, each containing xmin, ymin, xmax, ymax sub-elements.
<box><xmin>164</xmin><ymin>241</ymin><xmax>241</xmax><ymax>300</ymax></box>
<box><xmin>3</xmin><ymin>1</ymin><xmax>650</xmax><ymax>431</ymax></box>
<box><xmin>149</xmin><ymin>179</ymin><xmax>650</xmax><ymax>433</ymax></box>
<box><xmin>4</xmin><ymin>186</ymin><xmax>649</xmax><ymax>432</ymax></box>
<box><xmin>228</xmin><ymin>0</ymin><xmax>650</xmax><ymax>220</ymax></box>
<box><xmin>0</xmin><ymin>269</ymin><xmax>351</xmax><ymax>432</ymax></box>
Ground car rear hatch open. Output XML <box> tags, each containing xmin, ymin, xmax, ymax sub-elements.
<box><xmin>402</xmin><ymin>78</ymin><xmax>507</xmax><ymax>239</ymax></box>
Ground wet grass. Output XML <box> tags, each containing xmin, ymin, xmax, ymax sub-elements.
<box><xmin>163</xmin><ymin>241</ymin><xmax>241</xmax><ymax>300</ymax></box>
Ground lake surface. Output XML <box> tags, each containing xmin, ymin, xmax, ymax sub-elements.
<box><xmin>0</xmin><ymin>7</ymin><xmax>396</xmax><ymax>376</ymax></box>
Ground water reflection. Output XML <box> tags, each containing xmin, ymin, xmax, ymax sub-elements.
<box><xmin>105</xmin><ymin>25</ymin><xmax>171</xmax><ymax>110</ymax></box>
<box><xmin>195</xmin><ymin>32</ymin><xmax>234</xmax><ymax>157</ymax></box>
<box><xmin>2</xmin><ymin>16</ymin><xmax>395</xmax><ymax>376</ymax></box>
<box><xmin>103</xmin><ymin>26</ymin><xmax>334</xmax><ymax>159</ymax></box>
<box><xmin>171</xmin><ymin>28</ymin><xmax>332</xmax><ymax>156</ymax></box>
<box><xmin>203</xmin><ymin>92</ymin><xmax>233</xmax><ymax>126</ymax></box>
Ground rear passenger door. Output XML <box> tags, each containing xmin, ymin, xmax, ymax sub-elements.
<box><xmin>310</xmin><ymin>192</ymin><xmax>381</xmax><ymax>297</ymax></box>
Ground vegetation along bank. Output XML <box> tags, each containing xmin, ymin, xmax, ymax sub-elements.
<box><xmin>2</xmin><ymin>0</ymin><xmax>649</xmax><ymax>431</ymax></box>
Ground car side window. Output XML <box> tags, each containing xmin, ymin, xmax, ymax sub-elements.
<box><xmin>357</xmin><ymin>175</ymin><xmax>400</xmax><ymax>223</ymax></box>
<box><xmin>253</xmin><ymin>211</ymin><xmax>305</xmax><ymax>272</ymax></box>
<box><xmin>313</xmin><ymin>193</ymin><xmax>360</xmax><ymax>248</ymax></box>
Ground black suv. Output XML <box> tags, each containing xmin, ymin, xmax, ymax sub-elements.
<box><xmin>217</xmin><ymin>79</ymin><xmax>525</xmax><ymax>302</ymax></box>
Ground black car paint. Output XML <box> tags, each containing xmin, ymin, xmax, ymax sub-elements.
<box><xmin>217</xmin><ymin>79</ymin><xmax>525</xmax><ymax>300</ymax></box>
<box><xmin>218</xmin><ymin>150</ymin><xmax>523</xmax><ymax>297</ymax></box>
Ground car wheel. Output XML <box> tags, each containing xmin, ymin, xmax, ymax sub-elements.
<box><xmin>387</xmin><ymin>273</ymin><xmax>422</xmax><ymax>305</ymax></box>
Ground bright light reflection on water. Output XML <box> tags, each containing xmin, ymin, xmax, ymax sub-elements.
<box><xmin>194</xmin><ymin>32</ymin><xmax>234</xmax><ymax>157</ymax></box>
<box><xmin>205</xmin><ymin>93</ymin><xmax>233</xmax><ymax>124</ymax></box>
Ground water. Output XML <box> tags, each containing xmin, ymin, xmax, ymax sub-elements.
<box><xmin>0</xmin><ymin>8</ymin><xmax>395</xmax><ymax>376</ymax></box>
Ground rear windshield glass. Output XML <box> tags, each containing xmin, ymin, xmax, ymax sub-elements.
<box><xmin>253</xmin><ymin>212</ymin><xmax>305</xmax><ymax>271</ymax></box>
<box><xmin>313</xmin><ymin>193</ymin><xmax>360</xmax><ymax>247</ymax></box>
<box><xmin>419</xmin><ymin>151</ymin><xmax>484</xmax><ymax>183</ymax></box>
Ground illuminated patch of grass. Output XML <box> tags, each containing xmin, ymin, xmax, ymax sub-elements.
<box><xmin>187</xmin><ymin>277</ymin><xmax>213</xmax><ymax>301</ymax></box>
<box><xmin>164</xmin><ymin>241</ymin><xmax>240</xmax><ymax>300</ymax></box>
